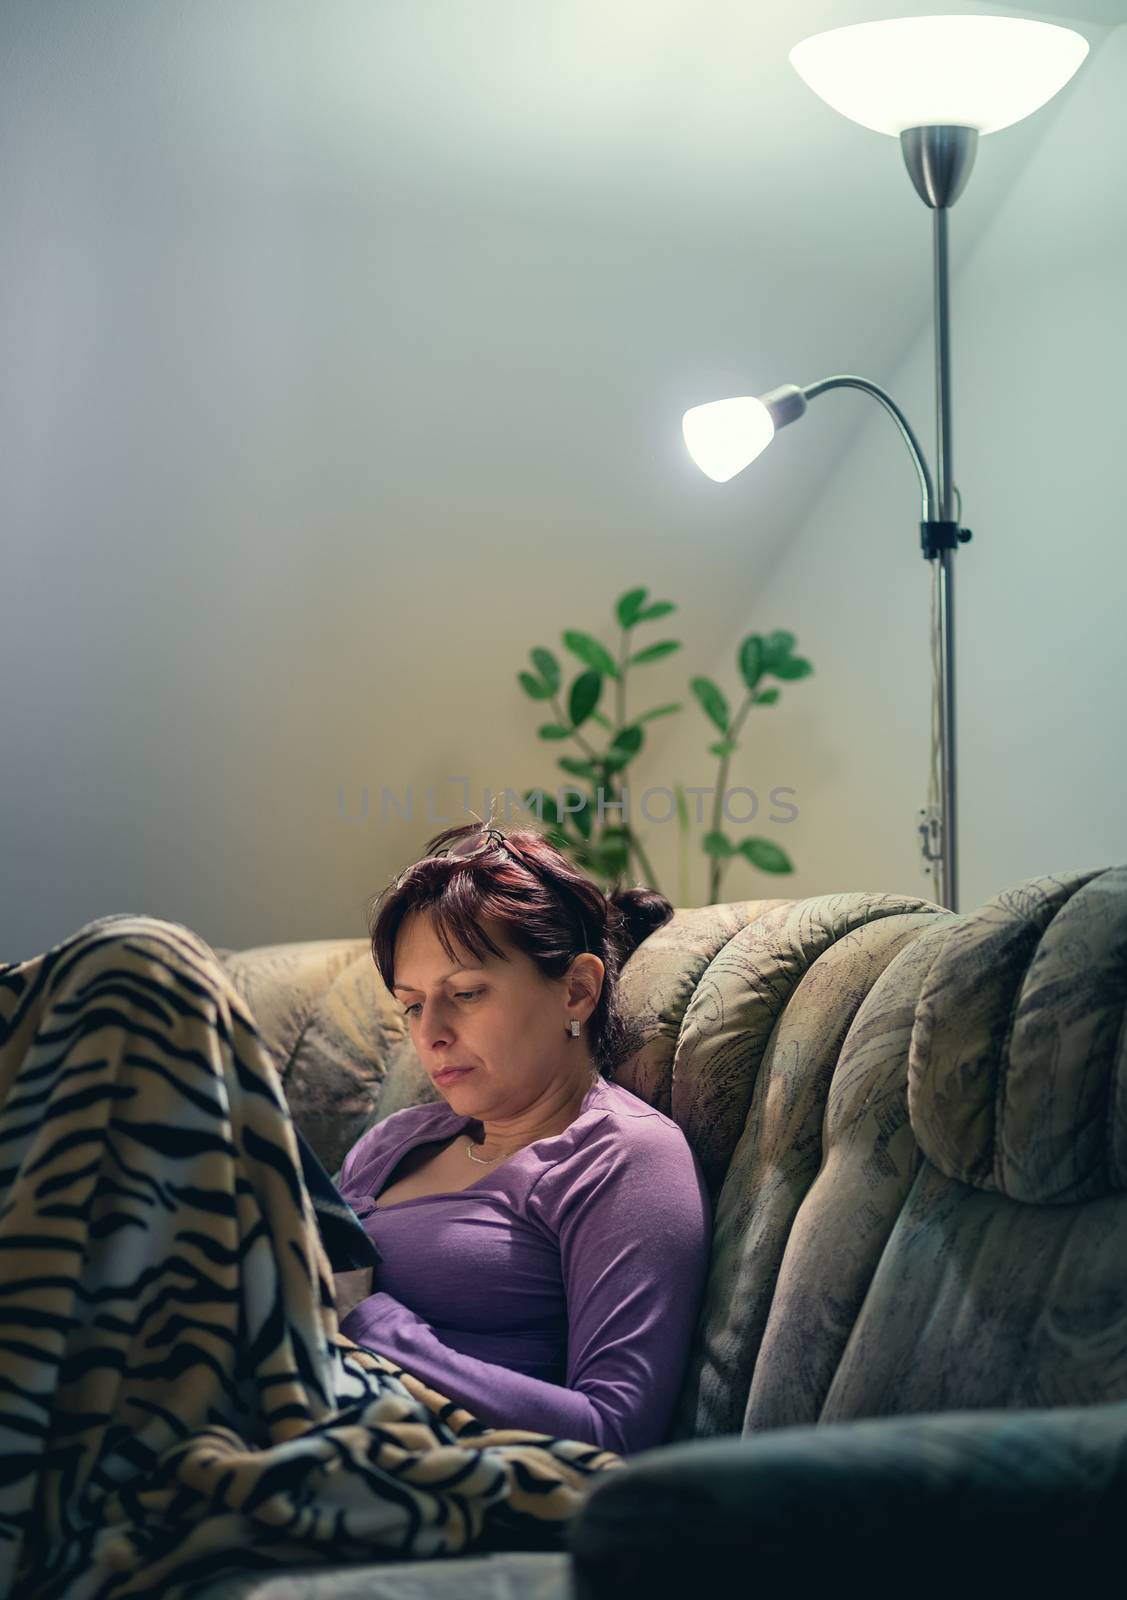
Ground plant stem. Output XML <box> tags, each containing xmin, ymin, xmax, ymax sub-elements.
<box><xmin>547</xmin><ymin>638</ymin><xmax>668</xmax><ymax>898</ymax></box>
<box><xmin>617</xmin><ymin>628</ymin><xmax>626</xmax><ymax>732</ymax></box>
<box><xmin>708</xmin><ymin>690</ymin><xmax>757</xmax><ymax>902</ymax></box>
<box><xmin>625</xmin><ymin>826</ymin><xmax>663</xmax><ymax>900</ymax></box>
<box><xmin>550</xmin><ymin>695</ymin><xmax>602</xmax><ymax>765</ymax></box>
<box><xmin>677</xmin><ymin>790</ymin><xmax>689</xmax><ymax>907</ymax></box>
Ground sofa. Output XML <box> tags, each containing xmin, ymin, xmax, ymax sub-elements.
<box><xmin>186</xmin><ymin>862</ymin><xmax>1127</xmax><ymax>1599</ymax></box>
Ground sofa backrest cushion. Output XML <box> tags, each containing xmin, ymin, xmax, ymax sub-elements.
<box><xmin>727</xmin><ymin>867</ymin><xmax>1127</xmax><ymax>1434</ymax></box>
<box><xmin>908</xmin><ymin>867</ymin><xmax>1126</xmax><ymax>1204</ymax></box>
<box><xmin>660</xmin><ymin>893</ymin><xmax>954</xmax><ymax>1442</ymax></box>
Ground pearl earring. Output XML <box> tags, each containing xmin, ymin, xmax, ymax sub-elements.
<box><xmin>568</xmin><ymin>1019</ymin><xmax>581</xmax><ymax>1037</ymax></box>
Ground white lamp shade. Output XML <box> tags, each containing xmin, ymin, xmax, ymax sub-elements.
<box><xmin>682</xmin><ymin>398</ymin><xmax>775</xmax><ymax>483</ymax></box>
<box><xmin>789</xmin><ymin>15</ymin><xmax>1089</xmax><ymax>137</ymax></box>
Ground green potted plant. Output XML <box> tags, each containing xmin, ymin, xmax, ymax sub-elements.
<box><xmin>516</xmin><ymin>586</ymin><xmax>812</xmax><ymax>903</ymax></box>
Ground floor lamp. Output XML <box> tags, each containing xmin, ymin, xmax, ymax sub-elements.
<box><xmin>682</xmin><ymin>15</ymin><xmax>1089</xmax><ymax>913</ymax></box>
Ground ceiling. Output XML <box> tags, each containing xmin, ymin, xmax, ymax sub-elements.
<box><xmin>271</xmin><ymin>0</ymin><xmax>1115</xmax><ymax>207</ymax></box>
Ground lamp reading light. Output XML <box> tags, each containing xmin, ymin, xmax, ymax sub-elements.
<box><xmin>681</xmin><ymin>386</ymin><xmax>807</xmax><ymax>482</ymax></box>
<box><xmin>681</xmin><ymin>13</ymin><xmax>1091</xmax><ymax>916</ymax></box>
<box><xmin>788</xmin><ymin>15</ymin><xmax>1088</xmax><ymax>138</ymax></box>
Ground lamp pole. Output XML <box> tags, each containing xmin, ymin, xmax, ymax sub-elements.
<box><xmin>759</xmin><ymin>361</ymin><xmax>969</xmax><ymax>911</ymax></box>
<box><xmin>753</xmin><ymin>126</ymin><xmax>977</xmax><ymax>914</ymax></box>
<box><xmin>933</xmin><ymin>204</ymin><xmax>961</xmax><ymax>916</ymax></box>
<box><xmin>902</xmin><ymin>124</ymin><xmax>981</xmax><ymax>914</ymax></box>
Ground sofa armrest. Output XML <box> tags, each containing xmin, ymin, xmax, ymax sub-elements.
<box><xmin>567</xmin><ymin>1404</ymin><xmax>1127</xmax><ymax>1599</ymax></box>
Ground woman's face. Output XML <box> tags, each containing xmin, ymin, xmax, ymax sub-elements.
<box><xmin>391</xmin><ymin>909</ymin><xmax>601</xmax><ymax>1116</ymax></box>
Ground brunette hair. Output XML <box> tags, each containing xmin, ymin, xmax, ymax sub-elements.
<box><xmin>367</xmin><ymin>820</ymin><xmax>674</xmax><ymax>1079</ymax></box>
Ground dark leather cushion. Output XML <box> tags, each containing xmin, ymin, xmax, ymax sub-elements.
<box><xmin>567</xmin><ymin>1403</ymin><xmax>1127</xmax><ymax>1599</ymax></box>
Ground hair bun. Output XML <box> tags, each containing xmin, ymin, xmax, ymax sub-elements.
<box><xmin>607</xmin><ymin>885</ymin><xmax>675</xmax><ymax>962</ymax></box>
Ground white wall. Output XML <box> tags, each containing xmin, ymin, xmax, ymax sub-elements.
<box><xmin>646</xmin><ymin>22</ymin><xmax>1127</xmax><ymax>916</ymax></box>
<box><xmin>1</xmin><ymin>4</ymin><xmax>1118</xmax><ymax>957</ymax></box>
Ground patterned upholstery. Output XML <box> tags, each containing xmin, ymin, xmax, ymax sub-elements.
<box><xmin>202</xmin><ymin>864</ymin><xmax>1127</xmax><ymax>1599</ymax></box>
<box><xmin>212</xmin><ymin>933</ymin><xmax>433</xmax><ymax>1179</ymax></box>
<box><xmin>907</xmin><ymin>867</ymin><xmax>1125</xmax><ymax>1202</ymax></box>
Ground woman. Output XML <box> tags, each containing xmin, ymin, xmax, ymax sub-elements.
<box><xmin>331</xmin><ymin>820</ymin><xmax>713</xmax><ymax>1460</ymax></box>
<box><xmin>1</xmin><ymin>834</ymin><xmax>667</xmax><ymax>1597</ymax></box>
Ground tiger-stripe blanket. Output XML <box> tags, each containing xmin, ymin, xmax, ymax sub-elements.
<box><xmin>0</xmin><ymin>914</ymin><xmax>624</xmax><ymax>1599</ymax></box>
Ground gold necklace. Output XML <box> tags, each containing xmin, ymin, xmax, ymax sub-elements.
<box><xmin>465</xmin><ymin>1138</ymin><xmax>516</xmax><ymax>1166</ymax></box>
<box><xmin>464</xmin><ymin>1070</ymin><xmax>600</xmax><ymax>1165</ymax></box>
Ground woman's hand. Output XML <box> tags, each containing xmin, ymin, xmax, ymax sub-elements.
<box><xmin>332</xmin><ymin>1266</ymin><xmax>374</xmax><ymax>1321</ymax></box>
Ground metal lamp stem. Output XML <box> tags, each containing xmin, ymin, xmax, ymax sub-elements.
<box><xmin>901</xmin><ymin>124</ymin><xmax>978</xmax><ymax>914</ymax></box>
<box><xmin>752</xmin><ymin>127</ymin><xmax>980</xmax><ymax>912</ymax></box>
<box><xmin>932</xmin><ymin>204</ymin><xmax>959</xmax><ymax>913</ymax></box>
<box><xmin>796</xmin><ymin>376</ymin><xmax>934</xmax><ymax>514</ymax></box>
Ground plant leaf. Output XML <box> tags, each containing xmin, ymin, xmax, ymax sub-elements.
<box><xmin>709</xmin><ymin>738</ymin><xmax>737</xmax><ymax>757</ymax></box>
<box><xmin>616</xmin><ymin>587</ymin><xmax>649</xmax><ymax>629</ymax></box>
<box><xmin>737</xmin><ymin>838</ymin><xmax>794</xmax><ymax>873</ymax></box>
<box><xmin>538</xmin><ymin>723</ymin><xmax>572</xmax><ymax>740</ymax></box>
<box><xmin>635</xmin><ymin>600</ymin><xmax>676</xmax><ymax>622</ymax></box>
<box><xmin>762</xmin><ymin>631</ymin><xmax>797</xmax><ymax>672</ymax></box>
<box><xmin>519</xmin><ymin>671</ymin><xmax>554</xmax><ymax>701</ymax></box>
<box><xmin>702</xmin><ymin>830</ymin><xmax>734</xmax><ymax>858</ymax></box>
<box><xmin>754</xmin><ymin>688</ymin><xmax>780</xmax><ymax>705</ymax></box>
<box><xmin>590</xmin><ymin>709</ymin><xmax>614</xmax><ymax>731</ymax></box>
<box><xmin>572</xmin><ymin>799</ymin><xmax>593</xmax><ymax>840</ymax></box>
<box><xmin>770</xmin><ymin>656</ymin><xmax>813</xmax><ymax>681</ymax></box>
<box><xmin>637</xmin><ymin>702</ymin><xmax>682</xmax><ymax>723</ymax></box>
<box><xmin>593</xmin><ymin>835</ymin><xmax>630</xmax><ymax>875</ymax></box>
<box><xmin>610</xmin><ymin>724</ymin><xmax>644</xmax><ymax>757</ymax></box>
<box><xmin>557</xmin><ymin>756</ymin><xmax>601</xmax><ymax>779</ymax></box>
<box><xmin>674</xmin><ymin>783</ymin><xmax>689</xmax><ymax>830</ymax></box>
<box><xmin>570</xmin><ymin>840</ymin><xmax>597</xmax><ymax>871</ymax></box>
<box><xmin>738</xmin><ymin>635</ymin><xmax>763</xmax><ymax>693</ymax></box>
<box><xmin>568</xmin><ymin>670</ymin><xmax>602</xmax><ymax>728</ymax></box>
<box><xmin>531</xmin><ymin>647</ymin><xmax>561</xmax><ymax>693</ymax></box>
<box><xmin>604</xmin><ymin>723</ymin><xmax>644</xmax><ymax>774</ymax></box>
<box><xmin>563</xmin><ymin>629</ymin><xmax>620</xmax><ymax>679</ymax></box>
<box><xmin>691</xmin><ymin>676</ymin><xmax>730</xmax><ymax>733</ymax></box>
<box><xmin>523</xmin><ymin>789</ymin><xmax>561</xmax><ymax>825</ymax></box>
<box><xmin>628</xmin><ymin>640</ymin><xmax>681</xmax><ymax>666</ymax></box>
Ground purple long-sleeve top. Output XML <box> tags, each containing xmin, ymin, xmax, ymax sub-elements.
<box><xmin>334</xmin><ymin>1074</ymin><xmax>712</xmax><ymax>1458</ymax></box>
